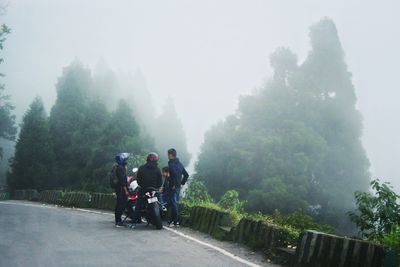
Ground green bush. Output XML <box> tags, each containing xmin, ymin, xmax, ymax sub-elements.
<box><xmin>348</xmin><ymin>179</ymin><xmax>400</xmax><ymax>240</ymax></box>
<box><xmin>273</xmin><ymin>209</ymin><xmax>335</xmax><ymax>234</ymax></box>
<box><xmin>182</xmin><ymin>179</ymin><xmax>213</xmax><ymax>204</ymax></box>
<box><xmin>383</xmin><ymin>225</ymin><xmax>400</xmax><ymax>258</ymax></box>
<box><xmin>218</xmin><ymin>190</ymin><xmax>245</xmax><ymax>213</ymax></box>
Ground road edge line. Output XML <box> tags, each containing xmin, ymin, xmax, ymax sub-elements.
<box><xmin>0</xmin><ymin>201</ymin><xmax>262</xmax><ymax>267</ymax></box>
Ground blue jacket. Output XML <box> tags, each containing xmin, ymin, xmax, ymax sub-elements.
<box><xmin>168</xmin><ymin>158</ymin><xmax>189</xmax><ymax>189</ymax></box>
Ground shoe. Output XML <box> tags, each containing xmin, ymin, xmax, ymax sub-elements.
<box><xmin>115</xmin><ymin>222</ymin><xmax>125</xmax><ymax>228</ymax></box>
<box><xmin>127</xmin><ymin>223</ymin><xmax>136</xmax><ymax>229</ymax></box>
<box><xmin>161</xmin><ymin>206</ymin><xmax>167</xmax><ymax>212</ymax></box>
<box><xmin>174</xmin><ymin>222</ymin><xmax>180</xmax><ymax>227</ymax></box>
<box><xmin>167</xmin><ymin>221</ymin><xmax>174</xmax><ymax>227</ymax></box>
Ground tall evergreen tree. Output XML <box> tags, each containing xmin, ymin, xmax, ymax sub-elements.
<box><xmin>196</xmin><ymin>18</ymin><xmax>370</xmax><ymax>231</ymax></box>
<box><xmin>299</xmin><ymin>18</ymin><xmax>370</xmax><ymax>225</ymax></box>
<box><xmin>7</xmin><ymin>97</ymin><xmax>55</xmax><ymax>191</ymax></box>
<box><xmin>49</xmin><ymin>61</ymin><xmax>92</xmax><ymax>188</ymax></box>
<box><xmin>0</xmin><ymin>24</ymin><xmax>16</xmax><ymax>159</ymax></box>
<box><xmin>87</xmin><ymin>99</ymin><xmax>146</xmax><ymax>191</ymax></box>
<box><xmin>154</xmin><ymin>98</ymin><xmax>191</xmax><ymax>165</ymax></box>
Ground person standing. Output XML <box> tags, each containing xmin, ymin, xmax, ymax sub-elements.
<box><xmin>167</xmin><ymin>148</ymin><xmax>189</xmax><ymax>227</ymax></box>
<box><xmin>114</xmin><ymin>153</ymin><xmax>130</xmax><ymax>228</ymax></box>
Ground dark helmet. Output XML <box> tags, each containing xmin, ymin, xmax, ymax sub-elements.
<box><xmin>115</xmin><ymin>153</ymin><xmax>130</xmax><ymax>165</ymax></box>
<box><xmin>147</xmin><ymin>152</ymin><xmax>159</xmax><ymax>162</ymax></box>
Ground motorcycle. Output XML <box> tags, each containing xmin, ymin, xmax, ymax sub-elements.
<box><xmin>140</xmin><ymin>187</ymin><xmax>163</xmax><ymax>230</ymax></box>
<box><xmin>123</xmin><ymin>168</ymin><xmax>163</xmax><ymax>230</ymax></box>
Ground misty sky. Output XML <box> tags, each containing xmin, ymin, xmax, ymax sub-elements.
<box><xmin>1</xmin><ymin>0</ymin><xmax>399</xmax><ymax>191</ymax></box>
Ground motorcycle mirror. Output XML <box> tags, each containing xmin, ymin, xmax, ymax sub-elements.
<box><xmin>132</xmin><ymin>167</ymin><xmax>139</xmax><ymax>173</ymax></box>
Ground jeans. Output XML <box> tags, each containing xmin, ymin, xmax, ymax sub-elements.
<box><xmin>169</xmin><ymin>187</ymin><xmax>181</xmax><ymax>223</ymax></box>
<box><xmin>115</xmin><ymin>189</ymin><xmax>127</xmax><ymax>224</ymax></box>
<box><xmin>158</xmin><ymin>192</ymin><xmax>167</xmax><ymax>207</ymax></box>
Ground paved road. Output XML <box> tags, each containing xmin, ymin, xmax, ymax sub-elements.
<box><xmin>0</xmin><ymin>201</ymin><xmax>278</xmax><ymax>267</ymax></box>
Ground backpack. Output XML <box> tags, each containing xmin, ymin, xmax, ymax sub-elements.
<box><xmin>109</xmin><ymin>165</ymin><xmax>119</xmax><ymax>189</ymax></box>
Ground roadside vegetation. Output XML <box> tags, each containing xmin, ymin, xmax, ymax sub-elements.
<box><xmin>181</xmin><ymin>179</ymin><xmax>336</xmax><ymax>242</ymax></box>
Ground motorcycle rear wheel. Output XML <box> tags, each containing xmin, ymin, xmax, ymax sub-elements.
<box><xmin>151</xmin><ymin>203</ymin><xmax>163</xmax><ymax>229</ymax></box>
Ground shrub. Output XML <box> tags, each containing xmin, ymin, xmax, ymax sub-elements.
<box><xmin>182</xmin><ymin>179</ymin><xmax>213</xmax><ymax>204</ymax></box>
<box><xmin>273</xmin><ymin>209</ymin><xmax>335</xmax><ymax>234</ymax></box>
<box><xmin>383</xmin><ymin>225</ymin><xmax>400</xmax><ymax>257</ymax></box>
<box><xmin>348</xmin><ymin>179</ymin><xmax>400</xmax><ymax>240</ymax></box>
<box><xmin>218</xmin><ymin>190</ymin><xmax>246</xmax><ymax>213</ymax></box>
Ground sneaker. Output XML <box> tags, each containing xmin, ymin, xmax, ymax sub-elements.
<box><xmin>161</xmin><ymin>205</ymin><xmax>167</xmax><ymax>212</ymax></box>
<box><xmin>115</xmin><ymin>222</ymin><xmax>125</xmax><ymax>228</ymax></box>
<box><xmin>167</xmin><ymin>221</ymin><xmax>174</xmax><ymax>227</ymax></box>
<box><xmin>174</xmin><ymin>222</ymin><xmax>180</xmax><ymax>227</ymax></box>
<box><xmin>127</xmin><ymin>223</ymin><xmax>136</xmax><ymax>229</ymax></box>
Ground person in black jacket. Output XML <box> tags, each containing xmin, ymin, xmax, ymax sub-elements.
<box><xmin>132</xmin><ymin>152</ymin><xmax>162</xmax><ymax>225</ymax></box>
<box><xmin>114</xmin><ymin>153</ymin><xmax>130</xmax><ymax>228</ymax></box>
<box><xmin>167</xmin><ymin>148</ymin><xmax>189</xmax><ymax>227</ymax></box>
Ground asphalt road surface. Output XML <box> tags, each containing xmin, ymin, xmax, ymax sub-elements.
<box><xmin>0</xmin><ymin>201</ymin><xmax>279</xmax><ymax>267</ymax></box>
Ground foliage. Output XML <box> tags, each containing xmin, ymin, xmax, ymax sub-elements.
<box><xmin>8</xmin><ymin>61</ymin><xmax>154</xmax><ymax>192</ymax></box>
<box><xmin>348</xmin><ymin>179</ymin><xmax>400</xmax><ymax>240</ymax></box>
<box><xmin>7</xmin><ymin>97</ymin><xmax>55</xmax><ymax>191</ymax></box>
<box><xmin>0</xmin><ymin>24</ymin><xmax>16</xmax><ymax>159</ymax></box>
<box><xmin>273</xmin><ymin>209</ymin><xmax>335</xmax><ymax>234</ymax></box>
<box><xmin>182</xmin><ymin>179</ymin><xmax>213</xmax><ymax>204</ymax></box>
<box><xmin>383</xmin><ymin>225</ymin><xmax>400</xmax><ymax>257</ymax></box>
<box><xmin>218</xmin><ymin>190</ymin><xmax>245</xmax><ymax>213</ymax></box>
<box><xmin>196</xmin><ymin>18</ymin><xmax>370</xmax><ymax>230</ymax></box>
<box><xmin>154</xmin><ymin>98</ymin><xmax>191</xmax><ymax>166</ymax></box>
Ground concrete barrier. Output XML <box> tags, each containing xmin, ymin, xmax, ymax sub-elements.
<box><xmin>0</xmin><ymin>192</ymin><xmax>10</xmax><ymax>200</ymax></box>
<box><xmin>294</xmin><ymin>230</ymin><xmax>388</xmax><ymax>267</ymax></box>
<box><xmin>186</xmin><ymin>205</ymin><xmax>233</xmax><ymax>240</ymax></box>
<box><xmin>61</xmin><ymin>192</ymin><xmax>91</xmax><ymax>208</ymax></box>
<box><xmin>39</xmin><ymin>190</ymin><xmax>63</xmax><ymax>204</ymax></box>
<box><xmin>232</xmin><ymin>217</ymin><xmax>297</xmax><ymax>255</ymax></box>
<box><xmin>90</xmin><ymin>193</ymin><xmax>116</xmax><ymax>210</ymax></box>
<box><xmin>13</xmin><ymin>189</ymin><xmax>39</xmax><ymax>201</ymax></box>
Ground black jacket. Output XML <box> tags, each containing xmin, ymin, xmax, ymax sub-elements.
<box><xmin>168</xmin><ymin>158</ymin><xmax>189</xmax><ymax>189</ymax></box>
<box><xmin>137</xmin><ymin>162</ymin><xmax>162</xmax><ymax>190</ymax></box>
<box><xmin>115</xmin><ymin>164</ymin><xmax>128</xmax><ymax>191</ymax></box>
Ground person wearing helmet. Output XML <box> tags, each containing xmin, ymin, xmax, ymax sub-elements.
<box><xmin>132</xmin><ymin>152</ymin><xmax>163</xmax><ymax>225</ymax></box>
<box><xmin>114</xmin><ymin>153</ymin><xmax>130</xmax><ymax>228</ymax></box>
<box><xmin>167</xmin><ymin>148</ymin><xmax>189</xmax><ymax>227</ymax></box>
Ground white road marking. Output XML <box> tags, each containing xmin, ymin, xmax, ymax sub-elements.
<box><xmin>0</xmin><ymin>201</ymin><xmax>262</xmax><ymax>267</ymax></box>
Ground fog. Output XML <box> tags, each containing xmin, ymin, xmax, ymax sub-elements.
<box><xmin>2</xmin><ymin>0</ymin><xmax>399</xmax><ymax>190</ymax></box>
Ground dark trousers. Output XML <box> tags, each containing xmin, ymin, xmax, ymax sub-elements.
<box><xmin>133</xmin><ymin>190</ymin><xmax>144</xmax><ymax>223</ymax></box>
<box><xmin>169</xmin><ymin>187</ymin><xmax>181</xmax><ymax>223</ymax></box>
<box><xmin>115</xmin><ymin>189</ymin><xmax>127</xmax><ymax>223</ymax></box>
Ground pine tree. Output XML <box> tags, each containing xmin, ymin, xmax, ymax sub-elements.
<box><xmin>49</xmin><ymin>61</ymin><xmax>92</xmax><ymax>188</ymax></box>
<box><xmin>196</xmin><ymin>18</ymin><xmax>370</xmax><ymax>231</ymax></box>
<box><xmin>154</xmin><ymin>98</ymin><xmax>191</xmax><ymax>166</ymax></box>
<box><xmin>87</xmin><ymin>99</ymin><xmax>146</xmax><ymax>191</ymax></box>
<box><xmin>0</xmin><ymin>24</ymin><xmax>16</xmax><ymax>159</ymax></box>
<box><xmin>299</xmin><ymin>18</ymin><xmax>370</xmax><ymax>225</ymax></box>
<box><xmin>7</xmin><ymin>97</ymin><xmax>55</xmax><ymax>191</ymax></box>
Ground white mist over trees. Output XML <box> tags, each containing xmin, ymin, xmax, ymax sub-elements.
<box><xmin>6</xmin><ymin>60</ymin><xmax>190</xmax><ymax>191</ymax></box>
<box><xmin>195</xmin><ymin>18</ymin><xmax>370</xmax><ymax>231</ymax></box>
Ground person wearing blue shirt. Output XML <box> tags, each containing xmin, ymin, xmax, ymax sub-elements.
<box><xmin>167</xmin><ymin>148</ymin><xmax>189</xmax><ymax>227</ymax></box>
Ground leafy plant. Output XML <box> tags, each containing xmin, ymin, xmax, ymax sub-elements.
<box><xmin>383</xmin><ymin>225</ymin><xmax>400</xmax><ymax>257</ymax></box>
<box><xmin>273</xmin><ymin>209</ymin><xmax>335</xmax><ymax>234</ymax></box>
<box><xmin>218</xmin><ymin>190</ymin><xmax>246</xmax><ymax>212</ymax></box>
<box><xmin>182</xmin><ymin>179</ymin><xmax>213</xmax><ymax>204</ymax></box>
<box><xmin>348</xmin><ymin>179</ymin><xmax>400</xmax><ymax>240</ymax></box>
